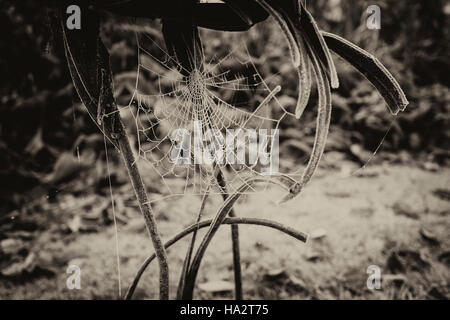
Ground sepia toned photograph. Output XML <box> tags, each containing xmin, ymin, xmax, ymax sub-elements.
<box><xmin>0</xmin><ymin>0</ymin><xmax>448</xmax><ymax>306</ymax></box>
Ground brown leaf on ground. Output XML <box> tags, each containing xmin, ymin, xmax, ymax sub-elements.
<box><xmin>0</xmin><ymin>253</ymin><xmax>54</xmax><ymax>279</ymax></box>
<box><xmin>67</xmin><ymin>216</ymin><xmax>82</xmax><ymax>233</ymax></box>
<box><xmin>428</xmin><ymin>286</ymin><xmax>449</xmax><ymax>300</ymax></box>
<box><xmin>264</xmin><ymin>268</ymin><xmax>289</xmax><ymax>281</ymax></box>
<box><xmin>419</xmin><ymin>227</ymin><xmax>440</xmax><ymax>247</ymax></box>
<box><xmin>438</xmin><ymin>252</ymin><xmax>450</xmax><ymax>267</ymax></box>
<box><xmin>198</xmin><ymin>280</ymin><xmax>234</xmax><ymax>293</ymax></box>
<box><xmin>422</xmin><ymin>162</ymin><xmax>440</xmax><ymax>172</ymax></box>
<box><xmin>310</xmin><ymin>228</ymin><xmax>327</xmax><ymax>240</ymax></box>
<box><xmin>386</xmin><ymin>250</ymin><xmax>431</xmax><ymax>274</ymax></box>
<box><xmin>382</xmin><ymin>274</ymin><xmax>408</xmax><ymax>287</ymax></box>
<box><xmin>125</xmin><ymin>218</ymin><xmax>146</xmax><ymax>233</ymax></box>
<box><xmin>24</xmin><ymin>127</ymin><xmax>45</xmax><ymax>157</ymax></box>
<box><xmin>350</xmin><ymin>144</ymin><xmax>373</xmax><ymax>164</ymax></box>
<box><xmin>432</xmin><ymin>189</ymin><xmax>450</xmax><ymax>201</ymax></box>
<box><xmin>392</xmin><ymin>202</ymin><xmax>421</xmax><ymax>220</ymax></box>
<box><xmin>44</xmin><ymin>152</ymin><xmax>91</xmax><ymax>185</ymax></box>
<box><xmin>0</xmin><ymin>238</ymin><xmax>26</xmax><ymax>255</ymax></box>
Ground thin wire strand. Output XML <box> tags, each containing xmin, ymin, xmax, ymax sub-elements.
<box><xmin>103</xmin><ymin>125</ymin><xmax>122</xmax><ymax>298</ymax></box>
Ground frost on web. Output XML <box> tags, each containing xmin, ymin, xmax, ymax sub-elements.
<box><xmin>123</xmin><ymin>29</ymin><xmax>298</xmax><ymax>202</ymax></box>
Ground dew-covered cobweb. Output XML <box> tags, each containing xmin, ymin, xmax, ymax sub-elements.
<box><xmin>119</xmin><ymin>27</ymin><xmax>303</xmax><ymax>203</ymax></box>
<box><xmin>99</xmin><ymin>20</ymin><xmax>396</xmax><ymax>297</ymax></box>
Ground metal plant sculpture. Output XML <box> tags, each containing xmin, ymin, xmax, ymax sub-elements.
<box><xmin>47</xmin><ymin>0</ymin><xmax>408</xmax><ymax>300</ymax></box>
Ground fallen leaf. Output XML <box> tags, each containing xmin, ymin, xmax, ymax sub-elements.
<box><xmin>1</xmin><ymin>253</ymin><xmax>35</xmax><ymax>277</ymax></box>
<box><xmin>0</xmin><ymin>238</ymin><xmax>26</xmax><ymax>255</ymax></box>
<box><xmin>67</xmin><ymin>215</ymin><xmax>82</xmax><ymax>233</ymax></box>
<box><xmin>432</xmin><ymin>189</ymin><xmax>450</xmax><ymax>201</ymax></box>
<box><xmin>350</xmin><ymin>144</ymin><xmax>373</xmax><ymax>164</ymax></box>
<box><xmin>419</xmin><ymin>227</ymin><xmax>440</xmax><ymax>247</ymax></box>
<box><xmin>37</xmin><ymin>251</ymin><xmax>55</xmax><ymax>267</ymax></box>
<box><xmin>198</xmin><ymin>280</ymin><xmax>234</xmax><ymax>293</ymax></box>
<box><xmin>438</xmin><ymin>252</ymin><xmax>450</xmax><ymax>267</ymax></box>
<box><xmin>386</xmin><ymin>250</ymin><xmax>431</xmax><ymax>274</ymax></box>
<box><xmin>264</xmin><ymin>268</ymin><xmax>288</xmax><ymax>281</ymax></box>
<box><xmin>428</xmin><ymin>286</ymin><xmax>449</xmax><ymax>300</ymax></box>
<box><xmin>288</xmin><ymin>275</ymin><xmax>307</xmax><ymax>291</ymax></box>
<box><xmin>81</xmin><ymin>199</ymin><xmax>109</xmax><ymax>221</ymax></box>
<box><xmin>392</xmin><ymin>202</ymin><xmax>421</xmax><ymax>220</ymax></box>
<box><xmin>280</xmin><ymin>139</ymin><xmax>312</xmax><ymax>155</ymax></box>
<box><xmin>24</xmin><ymin>127</ymin><xmax>44</xmax><ymax>156</ymax></box>
<box><xmin>422</xmin><ymin>162</ymin><xmax>439</xmax><ymax>172</ymax></box>
<box><xmin>44</xmin><ymin>152</ymin><xmax>90</xmax><ymax>185</ymax></box>
<box><xmin>354</xmin><ymin>167</ymin><xmax>380</xmax><ymax>178</ymax></box>
<box><xmin>4</xmin><ymin>231</ymin><xmax>34</xmax><ymax>241</ymax></box>
<box><xmin>125</xmin><ymin>218</ymin><xmax>146</xmax><ymax>233</ymax></box>
<box><xmin>277</xmin><ymin>95</ymin><xmax>297</xmax><ymax>110</ymax></box>
<box><xmin>305</xmin><ymin>250</ymin><xmax>323</xmax><ymax>262</ymax></box>
<box><xmin>79</xmin><ymin>223</ymin><xmax>99</xmax><ymax>233</ymax></box>
<box><xmin>310</xmin><ymin>228</ymin><xmax>327</xmax><ymax>240</ymax></box>
<box><xmin>382</xmin><ymin>274</ymin><xmax>407</xmax><ymax>286</ymax></box>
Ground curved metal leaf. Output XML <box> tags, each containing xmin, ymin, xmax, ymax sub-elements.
<box><xmin>279</xmin><ymin>41</ymin><xmax>332</xmax><ymax>203</ymax></box>
<box><xmin>322</xmin><ymin>31</ymin><xmax>409</xmax><ymax>115</ymax></box>
<box><xmin>299</xmin><ymin>3</ymin><xmax>339</xmax><ymax>89</ymax></box>
<box><xmin>125</xmin><ymin>216</ymin><xmax>308</xmax><ymax>300</ymax></box>
<box><xmin>60</xmin><ymin>8</ymin><xmax>120</xmax><ymax>147</ymax></box>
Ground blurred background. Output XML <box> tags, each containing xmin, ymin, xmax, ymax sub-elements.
<box><xmin>0</xmin><ymin>0</ymin><xmax>449</xmax><ymax>300</ymax></box>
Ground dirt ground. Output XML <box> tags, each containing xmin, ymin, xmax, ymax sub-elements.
<box><xmin>0</xmin><ymin>161</ymin><xmax>449</xmax><ymax>300</ymax></box>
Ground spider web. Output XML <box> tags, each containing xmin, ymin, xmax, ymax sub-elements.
<box><xmin>122</xmin><ymin>29</ymin><xmax>299</xmax><ymax>203</ymax></box>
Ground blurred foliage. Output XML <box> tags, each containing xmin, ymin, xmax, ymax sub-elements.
<box><xmin>0</xmin><ymin>0</ymin><xmax>449</xmax><ymax>214</ymax></box>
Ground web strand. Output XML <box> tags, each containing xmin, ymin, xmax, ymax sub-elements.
<box><xmin>123</xmin><ymin>30</ymin><xmax>289</xmax><ymax>200</ymax></box>
<box><xmin>103</xmin><ymin>125</ymin><xmax>122</xmax><ymax>298</ymax></box>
